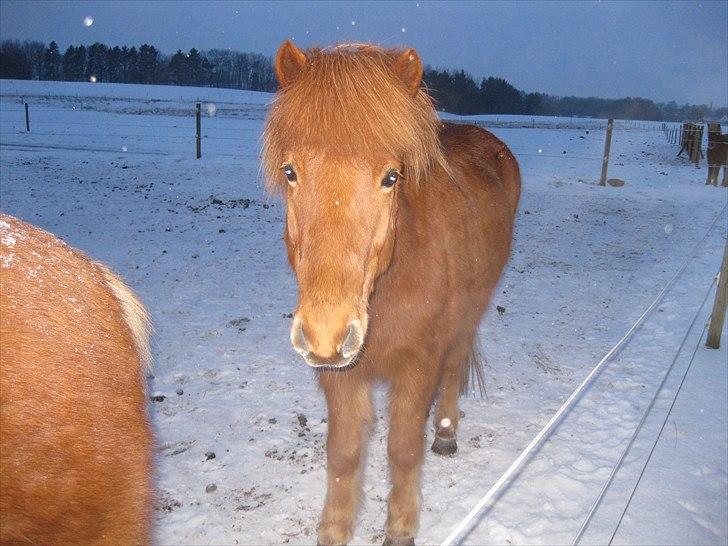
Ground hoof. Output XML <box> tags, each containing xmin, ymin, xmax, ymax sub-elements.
<box><xmin>383</xmin><ymin>535</ymin><xmax>415</xmax><ymax>546</ymax></box>
<box><xmin>431</xmin><ymin>435</ymin><xmax>457</xmax><ymax>456</ymax></box>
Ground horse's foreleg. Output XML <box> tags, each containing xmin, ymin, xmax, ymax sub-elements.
<box><xmin>318</xmin><ymin>375</ymin><xmax>372</xmax><ymax>546</ymax></box>
<box><xmin>707</xmin><ymin>165</ymin><xmax>717</xmax><ymax>185</ymax></box>
<box><xmin>385</xmin><ymin>371</ymin><xmax>439</xmax><ymax>545</ymax></box>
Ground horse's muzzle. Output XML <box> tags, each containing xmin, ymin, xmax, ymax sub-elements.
<box><xmin>290</xmin><ymin>316</ymin><xmax>364</xmax><ymax>369</ymax></box>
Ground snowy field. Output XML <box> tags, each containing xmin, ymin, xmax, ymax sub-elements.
<box><xmin>1</xmin><ymin>80</ymin><xmax>726</xmax><ymax>545</ymax></box>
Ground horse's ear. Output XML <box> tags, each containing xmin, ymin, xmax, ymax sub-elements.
<box><xmin>393</xmin><ymin>48</ymin><xmax>423</xmax><ymax>96</ymax></box>
<box><xmin>275</xmin><ymin>40</ymin><xmax>307</xmax><ymax>87</ymax></box>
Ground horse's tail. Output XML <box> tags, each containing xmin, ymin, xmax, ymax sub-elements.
<box><xmin>459</xmin><ymin>335</ymin><xmax>487</xmax><ymax>398</ymax></box>
<box><xmin>99</xmin><ymin>265</ymin><xmax>153</xmax><ymax>371</ymax></box>
<box><xmin>498</xmin><ymin>145</ymin><xmax>521</xmax><ymax>217</ymax></box>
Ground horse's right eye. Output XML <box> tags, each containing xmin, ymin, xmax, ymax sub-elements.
<box><xmin>282</xmin><ymin>164</ymin><xmax>297</xmax><ymax>183</ymax></box>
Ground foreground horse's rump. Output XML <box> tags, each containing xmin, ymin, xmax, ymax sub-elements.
<box><xmin>0</xmin><ymin>214</ymin><xmax>153</xmax><ymax>545</ymax></box>
<box><xmin>263</xmin><ymin>42</ymin><xmax>520</xmax><ymax>545</ymax></box>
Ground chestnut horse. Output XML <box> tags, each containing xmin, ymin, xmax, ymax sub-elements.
<box><xmin>706</xmin><ymin>122</ymin><xmax>728</xmax><ymax>187</ymax></box>
<box><xmin>0</xmin><ymin>214</ymin><xmax>153</xmax><ymax>545</ymax></box>
<box><xmin>263</xmin><ymin>42</ymin><xmax>520</xmax><ymax>545</ymax></box>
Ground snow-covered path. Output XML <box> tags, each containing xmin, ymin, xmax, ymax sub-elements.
<box><xmin>1</xmin><ymin>80</ymin><xmax>726</xmax><ymax>545</ymax></box>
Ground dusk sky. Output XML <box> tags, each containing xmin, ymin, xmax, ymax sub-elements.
<box><xmin>1</xmin><ymin>0</ymin><xmax>726</xmax><ymax>106</ymax></box>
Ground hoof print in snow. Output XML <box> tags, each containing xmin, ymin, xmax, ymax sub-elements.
<box><xmin>150</xmin><ymin>394</ymin><xmax>166</xmax><ymax>402</ymax></box>
<box><xmin>229</xmin><ymin>317</ymin><xmax>250</xmax><ymax>332</ymax></box>
<box><xmin>297</xmin><ymin>413</ymin><xmax>308</xmax><ymax>427</ymax></box>
<box><xmin>205</xmin><ymin>451</ymin><xmax>216</xmax><ymax>461</ymax></box>
<box><xmin>497</xmin><ymin>305</ymin><xmax>506</xmax><ymax>315</ymax></box>
<box><xmin>157</xmin><ymin>497</ymin><xmax>182</xmax><ymax>513</ymax></box>
<box><xmin>205</xmin><ymin>483</ymin><xmax>217</xmax><ymax>493</ymax></box>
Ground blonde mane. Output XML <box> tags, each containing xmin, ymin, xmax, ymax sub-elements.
<box><xmin>262</xmin><ymin>44</ymin><xmax>447</xmax><ymax>193</ymax></box>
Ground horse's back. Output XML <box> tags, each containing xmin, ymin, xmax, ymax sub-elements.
<box><xmin>0</xmin><ymin>214</ymin><xmax>153</xmax><ymax>545</ymax></box>
<box><xmin>440</xmin><ymin>122</ymin><xmax>521</xmax><ymax>216</ymax></box>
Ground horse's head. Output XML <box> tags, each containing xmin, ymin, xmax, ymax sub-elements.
<box><xmin>263</xmin><ymin>41</ymin><xmax>445</xmax><ymax>368</ymax></box>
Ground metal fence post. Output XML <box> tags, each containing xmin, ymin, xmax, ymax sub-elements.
<box><xmin>196</xmin><ymin>103</ymin><xmax>201</xmax><ymax>159</ymax></box>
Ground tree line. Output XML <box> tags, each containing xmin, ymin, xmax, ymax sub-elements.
<box><xmin>423</xmin><ymin>66</ymin><xmax>726</xmax><ymax>122</ymax></box>
<box><xmin>0</xmin><ymin>39</ymin><xmax>276</xmax><ymax>92</ymax></box>
<box><xmin>1</xmin><ymin>39</ymin><xmax>724</xmax><ymax>122</ymax></box>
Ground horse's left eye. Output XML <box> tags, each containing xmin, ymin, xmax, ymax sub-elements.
<box><xmin>381</xmin><ymin>170</ymin><xmax>399</xmax><ymax>188</ymax></box>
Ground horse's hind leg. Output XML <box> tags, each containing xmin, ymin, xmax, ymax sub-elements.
<box><xmin>318</xmin><ymin>373</ymin><xmax>372</xmax><ymax>546</ymax></box>
<box><xmin>431</xmin><ymin>337</ymin><xmax>474</xmax><ymax>456</ymax></box>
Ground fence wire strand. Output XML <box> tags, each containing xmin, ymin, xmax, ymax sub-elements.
<box><xmin>607</xmin><ymin>320</ymin><xmax>713</xmax><ymax>544</ymax></box>
<box><xmin>572</xmin><ymin>272</ymin><xmax>719</xmax><ymax>544</ymax></box>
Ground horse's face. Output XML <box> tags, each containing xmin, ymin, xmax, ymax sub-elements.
<box><xmin>266</xmin><ymin>41</ymin><xmax>433</xmax><ymax>369</ymax></box>
<box><xmin>283</xmin><ymin>153</ymin><xmax>400</xmax><ymax>368</ymax></box>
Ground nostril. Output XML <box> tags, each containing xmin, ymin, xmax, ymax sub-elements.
<box><xmin>290</xmin><ymin>316</ymin><xmax>309</xmax><ymax>356</ymax></box>
<box><xmin>340</xmin><ymin>320</ymin><xmax>363</xmax><ymax>359</ymax></box>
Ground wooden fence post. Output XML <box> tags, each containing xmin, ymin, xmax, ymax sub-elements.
<box><xmin>706</xmin><ymin>240</ymin><xmax>728</xmax><ymax>349</ymax></box>
<box><xmin>24</xmin><ymin>102</ymin><xmax>30</xmax><ymax>132</ymax></box>
<box><xmin>599</xmin><ymin>118</ymin><xmax>614</xmax><ymax>187</ymax></box>
<box><xmin>196</xmin><ymin>103</ymin><xmax>201</xmax><ymax>159</ymax></box>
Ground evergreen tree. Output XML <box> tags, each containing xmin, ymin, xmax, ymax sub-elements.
<box><xmin>0</xmin><ymin>40</ymin><xmax>32</xmax><ymax>79</ymax></box>
<box><xmin>61</xmin><ymin>44</ymin><xmax>86</xmax><ymax>80</ymax></box>
<box><xmin>43</xmin><ymin>41</ymin><xmax>61</xmax><ymax>80</ymax></box>
<box><xmin>22</xmin><ymin>41</ymin><xmax>45</xmax><ymax>79</ymax></box>
<box><xmin>187</xmin><ymin>48</ymin><xmax>203</xmax><ymax>86</ymax></box>
<box><xmin>138</xmin><ymin>44</ymin><xmax>160</xmax><ymax>84</ymax></box>
<box><xmin>169</xmin><ymin>49</ymin><xmax>189</xmax><ymax>85</ymax></box>
<box><xmin>106</xmin><ymin>46</ymin><xmax>122</xmax><ymax>82</ymax></box>
<box><xmin>126</xmin><ymin>46</ymin><xmax>139</xmax><ymax>82</ymax></box>
<box><xmin>85</xmin><ymin>42</ymin><xmax>107</xmax><ymax>81</ymax></box>
<box><xmin>480</xmin><ymin>77</ymin><xmax>524</xmax><ymax>114</ymax></box>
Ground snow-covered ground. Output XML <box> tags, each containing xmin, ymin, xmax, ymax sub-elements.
<box><xmin>1</xmin><ymin>80</ymin><xmax>726</xmax><ymax>545</ymax></box>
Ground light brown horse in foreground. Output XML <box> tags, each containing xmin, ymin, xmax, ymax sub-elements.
<box><xmin>0</xmin><ymin>214</ymin><xmax>153</xmax><ymax>545</ymax></box>
<box><xmin>263</xmin><ymin>42</ymin><xmax>520</xmax><ymax>545</ymax></box>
